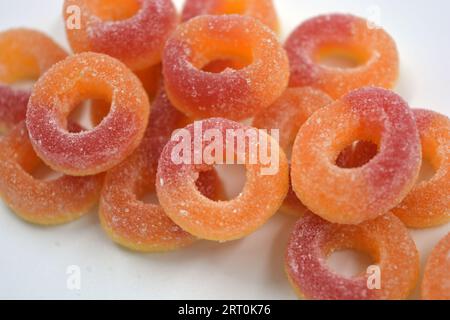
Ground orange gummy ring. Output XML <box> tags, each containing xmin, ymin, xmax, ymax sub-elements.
<box><xmin>392</xmin><ymin>109</ymin><xmax>450</xmax><ymax>228</ymax></box>
<box><xmin>285</xmin><ymin>14</ymin><xmax>399</xmax><ymax>99</ymax></box>
<box><xmin>156</xmin><ymin>118</ymin><xmax>289</xmax><ymax>241</ymax></box>
<box><xmin>163</xmin><ymin>15</ymin><xmax>289</xmax><ymax>120</ymax></box>
<box><xmin>63</xmin><ymin>0</ymin><xmax>178</xmax><ymax>71</ymax></box>
<box><xmin>0</xmin><ymin>28</ymin><xmax>67</xmax><ymax>133</ymax></box>
<box><xmin>285</xmin><ymin>212</ymin><xmax>420</xmax><ymax>300</ymax></box>
<box><xmin>181</xmin><ymin>0</ymin><xmax>279</xmax><ymax>33</ymax></box>
<box><xmin>291</xmin><ymin>87</ymin><xmax>422</xmax><ymax>225</ymax></box>
<box><xmin>0</xmin><ymin>122</ymin><xmax>104</xmax><ymax>225</ymax></box>
<box><xmin>26</xmin><ymin>52</ymin><xmax>150</xmax><ymax>176</ymax></box>
<box><xmin>253</xmin><ymin>87</ymin><xmax>333</xmax><ymax>216</ymax></box>
<box><xmin>99</xmin><ymin>89</ymin><xmax>224</xmax><ymax>252</ymax></box>
<box><xmin>422</xmin><ymin>232</ymin><xmax>450</xmax><ymax>300</ymax></box>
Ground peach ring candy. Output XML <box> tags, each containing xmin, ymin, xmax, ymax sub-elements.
<box><xmin>0</xmin><ymin>122</ymin><xmax>104</xmax><ymax>225</ymax></box>
<box><xmin>284</xmin><ymin>14</ymin><xmax>399</xmax><ymax>99</ymax></box>
<box><xmin>291</xmin><ymin>87</ymin><xmax>421</xmax><ymax>225</ymax></box>
<box><xmin>163</xmin><ymin>15</ymin><xmax>290</xmax><ymax>121</ymax></box>
<box><xmin>422</xmin><ymin>233</ymin><xmax>450</xmax><ymax>300</ymax></box>
<box><xmin>181</xmin><ymin>0</ymin><xmax>279</xmax><ymax>33</ymax></box>
<box><xmin>63</xmin><ymin>0</ymin><xmax>178</xmax><ymax>71</ymax></box>
<box><xmin>392</xmin><ymin>109</ymin><xmax>450</xmax><ymax>228</ymax></box>
<box><xmin>285</xmin><ymin>212</ymin><xmax>420</xmax><ymax>300</ymax></box>
<box><xmin>253</xmin><ymin>87</ymin><xmax>333</xmax><ymax>216</ymax></box>
<box><xmin>0</xmin><ymin>28</ymin><xmax>67</xmax><ymax>133</ymax></box>
<box><xmin>100</xmin><ymin>89</ymin><xmax>224</xmax><ymax>252</ymax></box>
<box><xmin>26</xmin><ymin>52</ymin><xmax>150</xmax><ymax>176</ymax></box>
<box><xmin>156</xmin><ymin>118</ymin><xmax>289</xmax><ymax>241</ymax></box>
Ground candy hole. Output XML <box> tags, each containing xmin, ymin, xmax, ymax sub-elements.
<box><xmin>202</xmin><ymin>57</ymin><xmax>251</xmax><ymax>73</ymax></box>
<box><xmin>140</xmin><ymin>191</ymin><xmax>160</xmax><ymax>205</ymax></box>
<box><xmin>417</xmin><ymin>158</ymin><xmax>436</xmax><ymax>184</ymax></box>
<box><xmin>327</xmin><ymin>249</ymin><xmax>375</xmax><ymax>278</ymax></box>
<box><xmin>88</xmin><ymin>0</ymin><xmax>140</xmax><ymax>22</ymax></box>
<box><xmin>30</xmin><ymin>162</ymin><xmax>64</xmax><ymax>181</ymax></box>
<box><xmin>211</xmin><ymin>164</ymin><xmax>246</xmax><ymax>200</ymax></box>
<box><xmin>68</xmin><ymin>98</ymin><xmax>111</xmax><ymax>131</ymax></box>
<box><xmin>336</xmin><ymin>140</ymin><xmax>378</xmax><ymax>169</ymax></box>
<box><xmin>316</xmin><ymin>45</ymin><xmax>371</xmax><ymax>69</ymax></box>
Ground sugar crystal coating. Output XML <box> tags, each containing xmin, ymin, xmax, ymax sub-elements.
<box><xmin>284</xmin><ymin>14</ymin><xmax>399</xmax><ymax>99</ymax></box>
<box><xmin>422</xmin><ymin>232</ymin><xmax>450</xmax><ymax>300</ymax></box>
<box><xmin>156</xmin><ymin>118</ymin><xmax>289</xmax><ymax>241</ymax></box>
<box><xmin>26</xmin><ymin>52</ymin><xmax>150</xmax><ymax>176</ymax></box>
<box><xmin>181</xmin><ymin>0</ymin><xmax>279</xmax><ymax>33</ymax></box>
<box><xmin>163</xmin><ymin>15</ymin><xmax>289</xmax><ymax>120</ymax></box>
<box><xmin>0</xmin><ymin>122</ymin><xmax>104</xmax><ymax>225</ymax></box>
<box><xmin>285</xmin><ymin>212</ymin><xmax>420</xmax><ymax>300</ymax></box>
<box><xmin>291</xmin><ymin>87</ymin><xmax>422</xmax><ymax>224</ymax></box>
<box><xmin>64</xmin><ymin>0</ymin><xmax>178</xmax><ymax>70</ymax></box>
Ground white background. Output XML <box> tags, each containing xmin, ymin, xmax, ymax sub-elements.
<box><xmin>0</xmin><ymin>0</ymin><xmax>449</xmax><ymax>299</ymax></box>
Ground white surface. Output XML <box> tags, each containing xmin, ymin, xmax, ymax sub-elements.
<box><xmin>0</xmin><ymin>0</ymin><xmax>449</xmax><ymax>300</ymax></box>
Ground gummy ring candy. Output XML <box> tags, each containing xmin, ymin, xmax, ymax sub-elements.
<box><xmin>90</xmin><ymin>64</ymin><xmax>162</xmax><ymax>126</ymax></box>
<box><xmin>392</xmin><ymin>109</ymin><xmax>450</xmax><ymax>228</ymax></box>
<box><xmin>253</xmin><ymin>87</ymin><xmax>333</xmax><ymax>216</ymax></box>
<box><xmin>163</xmin><ymin>15</ymin><xmax>290</xmax><ymax>120</ymax></box>
<box><xmin>156</xmin><ymin>118</ymin><xmax>289</xmax><ymax>241</ymax></box>
<box><xmin>26</xmin><ymin>52</ymin><xmax>150</xmax><ymax>176</ymax></box>
<box><xmin>285</xmin><ymin>212</ymin><xmax>420</xmax><ymax>300</ymax></box>
<box><xmin>64</xmin><ymin>0</ymin><xmax>178</xmax><ymax>71</ymax></box>
<box><xmin>99</xmin><ymin>89</ymin><xmax>224</xmax><ymax>252</ymax></box>
<box><xmin>0</xmin><ymin>28</ymin><xmax>67</xmax><ymax>133</ymax></box>
<box><xmin>285</xmin><ymin>14</ymin><xmax>399</xmax><ymax>99</ymax></box>
<box><xmin>181</xmin><ymin>0</ymin><xmax>279</xmax><ymax>33</ymax></box>
<box><xmin>291</xmin><ymin>87</ymin><xmax>421</xmax><ymax>225</ymax></box>
<box><xmin>0</xmin><ymin>122</ymin><xmax>104</xmax><ymax>225</ymax></box>
<box><xmin>422</xmin><ymin>233</ymin><xmax>450</xmax><ymax>300</ymax></box>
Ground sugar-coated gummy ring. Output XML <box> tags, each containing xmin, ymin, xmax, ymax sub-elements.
<box><xmin>163</xmin><ymin>15</ymin><xmax>290</xmax><ymax>121</ymax></box>
<box><xmin>64</xmin><ymin>0</ymin><xmax>178</xmax><ymax>71</ymax></box>
<box><xmin>0</xmin><ymin>122</ymin><xmax>104</xmax><ymax>225</ymax></box>
<box><xmin>422</xmin><ymin>233</ymin><xmax>450</xmax><ymax>300</ymax></box>
<box><xmin>99</xmin><ymin>89</ymin><xmax>224</xmax><ymax>252</ymax></box>
<box><xmin>392</xmin><ymin>109</ymin><xmax>450</xmax><ymax>228</ymax></box>
<box><xmin>285</xmin><ymin>213</ymin><xmax>420</xmax><ymax>300</ymax></box>
<box><xmin>181</xmin><ymin>0</ymin><xmax>279</xmax><ymax>33</ymax></box>
<box><xmin>291</xmin><ymin>87</ymin><xmax>421</xmax><ymax>225</ymax></box>
<box><xmin>0</xmin><ymin>28</ymin><xmax>67</xmax><ymax>133</ymax></box>
<box><xmin>26</xmin><ymin>52</ymin><xmax>150</xmax><ymax>176</ymax></box>
<box><xmin>253</xmin><ymin>87</ymin><xmax>333</xmax><ymax>216</ymax></box>
<box><xmin>156</xmin><ymin>118</ymin><xmax>289</xmax><ymax>241</ymax></box>
<box><xmin>285</xmin><ymin>14</ymin><xmax>399</xmax><ymax>99</ymax></box>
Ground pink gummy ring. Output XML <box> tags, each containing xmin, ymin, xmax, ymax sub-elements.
<box><xmin>285</xmin><ymin>212</ymin><xmax>420</xmax><ymax>300</ymax></box>
<box><xmin>26</xmin><ymin>52</ymin><xmax>150</xmax><ymax>176</ymax></box>
<box><xmin>163</xmin><ymin>15</ymin><xmax>289</xmax><ymax>120</ymax></box>
<box><xmin>291</xmin><ymin>87</ymin><xmax>422</xmax><ymax>225</ymax></box>
<box><xmin>63</xmin><ymin>0</ymin><xmax>178</xmax><ymax>70</ymax></box>
<box><xmin>284</xmin><ymin>14</ymin><xmax>399</xmax><ymax>99</ymax></box>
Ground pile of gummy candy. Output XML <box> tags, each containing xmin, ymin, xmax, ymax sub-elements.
<box><xmin>0</xmin><ymin>0</ymin><xmax>448</xmax><ymax>300</ymax></box>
